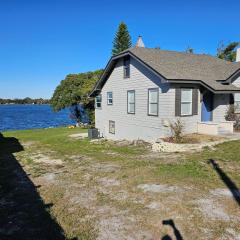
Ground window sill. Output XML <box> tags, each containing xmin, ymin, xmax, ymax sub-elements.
<box><xmin>180</xmin><ymin>114</ymin><xmax>193</xmax><ymax>117</ymax></box>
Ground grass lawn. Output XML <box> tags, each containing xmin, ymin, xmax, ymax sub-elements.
<box><xmin>0</xmin><ymin>127</ymin><xmax>240</xmax><ymax>240</ymax></box>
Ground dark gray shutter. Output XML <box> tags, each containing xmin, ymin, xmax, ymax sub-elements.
<box><xmin>229</xmin><ymin>94</ymin><xmax>234</xmax><ymax>105</ymax></box>
<box><xmin>192</xmin><ymin>88</ymin><xmax>198</xmax><ymax>115</ymax></box>
<box><xmin>175</xmin><ymin>88</ymin><xmax>181</xmax><ymax>116</ymax></box>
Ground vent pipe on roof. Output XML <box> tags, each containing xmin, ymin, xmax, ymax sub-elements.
<box><xmin>135</xmin><ymin>36</ymin><xmax>145</xmax><ymax>47</ymax></box>
<box><xmin>236</xmin><ymin>48</ymin><xmax>240</xmax><ymax>62</ymax></box>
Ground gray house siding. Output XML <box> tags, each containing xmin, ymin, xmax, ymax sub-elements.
<box><xmin>95</xmin><ymin>57</ymin><xmax>202</xmax><ymax>141</ymax></box>
<box><xmin>212</xmin><ymin>94</ymin><xmax>229</xmax><ymax>122</ymax></box>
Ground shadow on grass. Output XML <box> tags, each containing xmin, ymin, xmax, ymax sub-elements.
<box><xmin>162</xmin><ymin>219</ymin><xmax>183</xmax><ymax>240</ymax></box>
<box><xmin>208</xmin><ymin>159</ymin><xmax>240</xmax><ymax>206</ymax></box>
<box><xmin>0</xmin><ymin>133</ymin><xmax>66</xmax><ymax>240</ymax></box>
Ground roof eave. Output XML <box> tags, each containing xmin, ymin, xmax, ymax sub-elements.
<box><xmin>225</xmin><ymin>69</ymin><xmax>240</xmax><ymax>83</ymax></box>
<box><xmin>89</xmin><ymin>50</ymin><xmax>168</xmax><ymax>97</ymax></box>
<box><xmin>89</xmin><ymin>51</ymin><xmax>132</xmax><ymax>97</ymax></box>
<box><xmin>167</xmin><ymin>79</ymin><xmax>240</xmax><ymax>93</ymax></box>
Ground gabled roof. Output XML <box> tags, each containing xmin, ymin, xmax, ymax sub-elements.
<box><xmin>90</xmin><ymin>47</ymin><xmax>240</xmax><ymax>96</ymax></box>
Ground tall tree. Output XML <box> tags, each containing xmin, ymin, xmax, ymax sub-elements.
<box><xmin>50</xmin><ymin>70</ymin><xmax>103</xmax><ymax>123</ymax></box>
<box><xmin>112</xmin><ymin>22</ymin><xmax>132</xmax><ymax>55</ymax></box>
<box><xmin>217</xmin><ymin>41</ymin><xmax>239</xmax><ymax>62</ymax></box>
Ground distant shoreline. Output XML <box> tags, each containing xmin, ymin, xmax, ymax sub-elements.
<box><xmin>0</xmin><ymin>98</ymin><xmax>50</xmax><ymax>105</ymax></box>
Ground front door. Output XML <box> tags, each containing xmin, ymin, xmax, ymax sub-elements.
<box><xmin>201</xmin><ymin>92</ymin><xmax>213</xmax><ymax>122</ymax></box>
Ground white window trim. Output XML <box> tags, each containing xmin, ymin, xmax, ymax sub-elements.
<box><xmin>95</xmin><ymin>95</ymin><xmax>102</xmax><ymax>109</ymax></box>
<box><xmin>181</xmin><ymin>88</ymin><xmax>193</xmax><ymax>116</ymax></box>
<box><xmin>127</xmin><ymin>90</ymin><xmax>135</xmax><ymax>114</ymax></box>
<box><xmin>107</xmin><ymin>92</ymin><xmax>113</xmax><ymax>105</ymax></box>
<box><xmin>148</xmin><ymin>88</ymin><xmax>159</xmax><ymax>116</ymax></box>
<box><xmin>123</xmin><ymin>57</ymin><xmax>130</xmax><ymax>78</ymax></box>
<box><xmin>234</xmin><ymin>93</ymin><xmax>240</xmax><ymax>113</ymax></box>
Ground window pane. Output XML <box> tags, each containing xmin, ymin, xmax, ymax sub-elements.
<box><xmin>128</xmin><ymin>91</ymin><xmax>134</xmax><ymax>102</ymax></box>
<box><xmin>235</xmin><ymin>93</ymin><xmax>240</xmax><ymax>102</ymax></box>
<box><xmin>149</xmin><ymin>103</ymin><xmax>158</xmax><ymax>115</ymax></box>
<box><xmin>96</xmin><ymin>95</ymin><xmax>101</xmax><ymax>102</ymax></box>
<box><xmin>128</xmin><ymin>103</ymin><xmax>135</xmax><ymax>113</ymax></box>
<box><xmin>181</xmin><ymin>89</ymin><xmax>192</xmax><ymax>102</ymax></box>
<box><xmin>96</xmin><ymin>102</ymin><xmax>101</xmax><ymax>108</ymax></box>
<box><xmin>149</xmin><ymin>90</ymin><xmax>158</xmax><ymax>103</ymax></box>
<box><xmin>107</xmin><ymin>92</ymin><xmax>112</xmax><ymax>99</ymax></box>
<box><xmin>107</xmin><ymin>92</ymin><xmax>113</xmax><ymax>105</ymax></box>
<box><xmin>95</xmin><ymin>95</ymin><xmax>101</xmax><ymax>108</ymax></box>
<box><xmin>235</xmin><ymin>101</ymin><xmax>240</xmax><ymax>112</ymax></box>
<box><xmin>181</xmin><ymin>102</ymin><xmax>192</xmax><ymax>115</ymax></box>
<box><xmin>124</xmin><ymin>67</ymin><xmax>130</xmax><ymax>78</ymax></box>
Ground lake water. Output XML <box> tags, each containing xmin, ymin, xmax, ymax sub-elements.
<box><xmin>0</xmin><ymin>104</ymin><xmax>75</xmax><ymax>131</ymax></box>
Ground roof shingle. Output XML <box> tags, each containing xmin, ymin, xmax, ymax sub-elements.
<box><xmin>128</xmin><ymin>47</ymin><xmax>240</xmax><ymax>82</ymax></box>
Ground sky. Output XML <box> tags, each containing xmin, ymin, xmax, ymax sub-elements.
<box><xmin>0</xmin><ymin>0</ymin><xmax>239</xmax><ymax>99</ymax></box>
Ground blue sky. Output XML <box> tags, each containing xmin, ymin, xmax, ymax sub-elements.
<box><xmin>0</xmin><ymin>0</ymin><xmax>239</xmax><ymax>99</ymax></box>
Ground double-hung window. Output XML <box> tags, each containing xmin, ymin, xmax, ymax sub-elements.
<box><xmin>107</xmin><ymin>92</ymin><xmax>113</xmax><ymax>105</ymax></box>
<box><xmin>235</xmin><ymin>93</ymin><xmax>240</xmax><ymax>113</ymax></box>
<box><xmin>95</xmin><ymin>95</ymin><xmax>102</xmax><ymax>109</ymax></box>
<box><xmin>148</xmin><ymin>88</ymin><xmax>159</xmax><ymax>116</ymax></box>
<box><xmin>123</xmin><ymin>57</ymin><xmax>130</xmax><ymax>78</ymax></box>
<box><xmin>181</xmin><ymin>89</ymin><xmax>192</xmax><ymax>116</ymax></box>
<box><xmin>127</xmin><ymin>90</ymin><xmax>135</xmax><ymax>114</ymax></box>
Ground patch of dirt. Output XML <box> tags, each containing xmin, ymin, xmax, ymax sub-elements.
<box><xmin>88</xmin><ymin>162</ymin><xmax>121</xmax><ymax>173</ymax></box>
<box><xmin>210</xmin><ymin>188</ymin><xmax>237</xmax><ymax>198</ymax></box>
<box><xmin>163</xmin><ymin>133</ymin><xmax>225</xmax><ymax>144</ymax></box>
<box><xmin>101</xmin><ymin>150</ymin><xmax>121</xmax><ymax>156</ymax></box>
<box><xmin>96</xmin><ymin>206</ymin><xmax>152</xmax><ymax>240</ymax></box>
<box><xmin>35</xmin><ymin>173</ymin><xmax>57</xmax><ymax>184</ymax></box>
<box><xmin>98</xmin><ymin>177</ymin><xmax>120</xmax><ymax>187</ymax></box>
<box><xmin>197</xmin><ymin>198</ymin><xmax>230</xmax><ymax>221</ymax></box>
<box><xmin>137</xmin><ymin>184</ymin><xmax>184</xmax><ymax>193</ymax></box>
<box><xmin>110</xmin><ymin>190</ymin><xmax>129</xmax><ymax>201</ymax></box>
<box><xmin>223</xmin><ymin>228</ymin><xmax>240</xmax><ymax>240</ymax></box>
<box><xmin>194</xmin><ymin>186</ymin><xmax>240</xmax><ymax>224</ymax></box>
<box><xmin>68</xmin><ymin>189</ymin><xmax>97</xmax><ymax>208</ymax></box>
<box><xmin>32</xmin><ymin>153</ymin><xmax>63</xmax><ymax>166</ymax></box>
<box><xmin>146</xmin><ymin>201</ymin><xmax>165</xmax><ymax>210</ymax></box>
<box><xmin>138</xmin><ymin>151</ymin><xmax>185</xmax><ymax>164</ymax></box>
<box><xmin>67</xmin><ymin>154</ymin><xmax>92</xmax><ymax>162</ymax></box>
<box><xmin>69</xmin><ymin>133</ymin><xmax>88</xmax><ymax>139</ymax></box>
<box><xmin>21</xmin><ymin>141</ymin><xmax>38</xmax><ymax>147</ymax></box>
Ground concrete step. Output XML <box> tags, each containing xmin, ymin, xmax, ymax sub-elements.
<box><xmin>218</xmin><ymin>127</ymin><xmax>232</xmax><ymax>135</ymax></box>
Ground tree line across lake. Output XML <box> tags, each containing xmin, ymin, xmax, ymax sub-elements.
<box><xmin>0</xmin><ymin>97</ymin><xmax>50</xmax><ymax>105</ymax></box>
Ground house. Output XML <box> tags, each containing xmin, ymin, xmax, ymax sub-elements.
<box><xmin>90</xmin><ymin>37</ymin><xmax>240</xmax><ymax>141</ymax></box>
